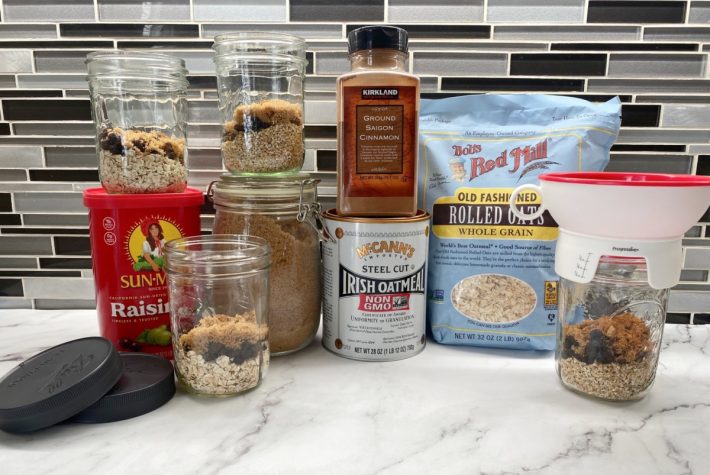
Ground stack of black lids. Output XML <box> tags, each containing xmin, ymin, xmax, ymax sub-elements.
<box><xmin>0</xmin><ymin>337</ymin><xmax>175</xmax><ymax>433</ymax></box>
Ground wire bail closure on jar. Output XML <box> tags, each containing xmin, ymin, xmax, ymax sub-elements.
<box><xmin>207</xmin><ymin>174</ymin><xmax>332</xmax><ymax>242</ymax></box>
<box><xmin>296</xmin><ymin>178</ymin><xmax>334</xmax><ymax>243</ymax></box>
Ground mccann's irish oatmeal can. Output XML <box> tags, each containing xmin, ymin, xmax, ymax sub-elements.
<box><xmin>321</xmin><ymin>209</ymin><xmax>430</xmax><ymax>361</ymax></box>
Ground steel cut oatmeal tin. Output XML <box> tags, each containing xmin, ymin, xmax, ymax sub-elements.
<box><xmin>321</xmin><ymin>209</ymin><xmax>430</xmax><ymax>361</ymax></box>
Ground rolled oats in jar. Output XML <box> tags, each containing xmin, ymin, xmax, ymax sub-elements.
<box><xmin>86</xmin><ymin>51</ymin><xmax>189</xmax><ymax>193</ymax></box>
<box><xmin>211</xmin><ymin>174</ymin><xmax>322</xmax><ymax>355</ymax></box>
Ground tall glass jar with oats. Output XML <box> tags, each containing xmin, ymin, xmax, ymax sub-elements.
<box><xmin>210</xmin><ymin>174</ymin><xmax>322</xmax><ymax>355</ymax></box>
<box><xmin>86</xmin><ymin>51</ymin><xmax>189</xmax><ymax>193</ymax></box>
<box><xmin>212</xmin><ymin>33</ymin><xmax>307</xmax><ymax>175</ymax></box>
<box><xmin>556</xmin><ymin>256</ymin><xmax>668</xmax><ymax>401</ymax></box>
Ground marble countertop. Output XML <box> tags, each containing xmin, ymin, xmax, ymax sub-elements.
<box><xmin>0</xmin><ymin>310</ymin><xmax>709</xmax><ymax>475</ymax></box>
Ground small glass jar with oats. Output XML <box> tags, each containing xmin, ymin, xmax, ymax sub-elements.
<box><xmin>556</xmin><ymin>256</ymin><xmax>668</xmax><ymax>401</ymax></box>
<box><xmin>86</xmin><ymin>51</ymin><xmax>189</xmax><ymax>193</ymax></box>
<box><xmin>164</xmin><ymin>235</ymin><xmax>271</xmax><ymax>397</ymax></box>
<box><xmin>210</xmin><ymin>174</ymin><xmax>322</xmax><ymax>355</ymax></box>
<box><xmin>212</xmin><ymin>33</ymin><xmax>307</xmax><ymax>175</ymax></box>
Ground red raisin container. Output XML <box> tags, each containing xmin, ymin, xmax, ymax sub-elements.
<box><xmin>83</xmin><ymin>187</ymin><xmax>203</xmax><ymax>359</ymax></box>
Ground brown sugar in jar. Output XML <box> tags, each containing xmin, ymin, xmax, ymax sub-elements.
<box><xmin>211</xmin><ymin>174</ymin><xmax>322</xmax><ymax>355</ymax></box>
<box><xmin>337</xmin><ymin>26</ymin><xmax>420</xmax><ymax>217</ymax></box>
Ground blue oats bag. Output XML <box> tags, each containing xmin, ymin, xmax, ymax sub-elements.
<box><xmin>418</xmin><ymin>94</ymin><xmax>621</xmax><ymax>350</ymax></box>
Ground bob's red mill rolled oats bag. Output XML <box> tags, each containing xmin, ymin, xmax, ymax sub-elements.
<box><xmin>418</xmin><ymin>94</ymin><xmax>621</xmax><ymax>350</ymax></box>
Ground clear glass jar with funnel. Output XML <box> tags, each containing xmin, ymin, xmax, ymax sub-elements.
<box><xmin>510</xmin><ymin>171</ymin><xmax>710</xmax><ymax>401</ymax></box>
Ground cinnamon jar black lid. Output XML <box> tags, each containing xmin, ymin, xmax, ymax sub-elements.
<box><xmin>348</xmin><ymin>26</ymin><xmax>408</xmax><ymax>54</ymax></box>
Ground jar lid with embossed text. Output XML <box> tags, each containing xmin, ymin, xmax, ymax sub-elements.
<box><xmin>0</xmin><ymin>337</ymin><xmax>123</xmax><ymax>433</ymax></box>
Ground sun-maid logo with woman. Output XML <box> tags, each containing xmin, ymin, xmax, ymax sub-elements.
<box><xmin>125</xmin><ymin>216</ymin><xmax>183</xmax><ymax>272</ymax></box>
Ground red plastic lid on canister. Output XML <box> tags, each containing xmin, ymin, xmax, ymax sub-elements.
<box><xmin>83</xmin><ymin>187</ymin><xmax>205</xmax><ymax>208</ymax></box>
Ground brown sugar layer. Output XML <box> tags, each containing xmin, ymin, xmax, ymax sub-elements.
<box><xmin>212</xmin><ymin>214</ymin><xmax>321</xmax><ymax>354</ymax></box>
<box><xmin>229</xmin><ymin>99</ymin><xmax>303</xmax><ymax>131</ymax></box>
<box><xmin>179</xmin><ymin>312</ymin><xmax>268</xmax><ymax>363</ymax></box>
<box><xmin>99</xmin><ymin>127</ymin><xmax>185</xmax><ymax>161</ymax></box>
<box><xmin>561</xmin><ymin>312</ymin><xmax>652</xmax><ymax>364</ymax></box>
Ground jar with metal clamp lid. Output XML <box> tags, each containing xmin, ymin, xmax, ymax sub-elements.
<box><xmin>210</xmin><ymin>174</ymin><xmax>323</xmax><ymax>355</ymax></box>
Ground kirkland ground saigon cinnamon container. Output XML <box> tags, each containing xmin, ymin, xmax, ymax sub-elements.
<box><xmin>84</xmin><ymin>188</ymin><xmax>203</xmax><ymax>358</ymax></box>
<box><xmin>336</xmin><ymin>26</ymin><xmax>420</xmax><ymax>217</ymax></box>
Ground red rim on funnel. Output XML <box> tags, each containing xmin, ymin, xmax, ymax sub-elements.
<box><xmin>539</xmin><ymin>172</ymin><xmax>710</xmax><ymax>187</ymax></box>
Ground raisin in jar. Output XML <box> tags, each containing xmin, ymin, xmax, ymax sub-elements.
<box><xmin>86</xmin><ymin>51</ymin><xmax>189</xmax><ymax>194</ymax></box>
<box><xmin>556</xmin><ymin>256</ymin><xmax>668</xmax><ymax>401</ymax></box>
<box><xmin>210</xmin><ymin>174</ymin><xmax>322</xmax><ymax>355</ymax></box>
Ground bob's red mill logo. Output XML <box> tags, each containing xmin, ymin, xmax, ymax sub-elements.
<box><xmin>452</xmin><ymin>139</ymin><xmax>549</xmax><ymax>180</ymax></box>
<box><xmin>356</xmin><ymin>240</ymin><xmax>415</xmax><ymax>259</ymax></box>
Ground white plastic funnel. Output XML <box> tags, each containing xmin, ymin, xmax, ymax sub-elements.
<box><xmin>509</xmin><ymin>172</ymin><xmax>710</xmax><ymax>289</ymax></box>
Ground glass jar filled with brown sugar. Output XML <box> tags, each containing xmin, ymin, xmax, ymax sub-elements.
<box><xmin>556</xmin><ymin>256</ymin><xmax>668</xmax><ymax>402</ymax></box>
<box><xmin>210</xmin><ymin>174</ymin><xmax>322</xmax><ymax>355</ymax></box>
<box><xmin>337</xmin><ymin>25</ymin><xmax>420</xmax><ymax>217</ymax></box>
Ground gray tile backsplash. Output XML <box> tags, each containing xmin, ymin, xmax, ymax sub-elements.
<box><xmin>0</xmin><ymin>24</ymin><xmax>58</xmax><ymax>39</ymax></box>
<box><xmin>17</xmin><ymin>74</ymin><xmax>88</xmax><ymax>89</ymax></box>
<box><xmin>0</xmin><ymin>236</ymin><xmax>53</xmax><ymax>255</ymax></box>
<box><xmin>412</xmin><ymin>52</ymin><xmax>508</xmax><ymax>76</ymax></box>
<box><xmin>13</xmin><ymin>192</ymin><xmax>84</xmax><ymax>212</ymax></box>
<box><xmin>33</xmin><ymin>50</ymin><xmax>92</xmax><ymax>73</ymax></box>
<box><xmin>97</xmin><ymin>0</ymin><xmax>191</xmax><ymax>21</ymax></box>
<box><xmin>0</xmin><ymin>51</ymin><xmax>35</xmax><ymax>73</ymax></box>
<box><xmin>487</xmin><ymin>0</ymin><xmax>585</xmax><ymax>23</ymax></box>
<box><xmin>3</xmin><ymin>0</ymin><xmax>95</xmax><ymax>22</ymax></box>
<box><xmin>662</xmin><ymin>105</ymin><xmax>710</xmax><ymax>128</ymax></box>
<box><xmin>0</xmin><ymin>146</ymin><xmax>43</xmax><ymax>167</ymax></box>
<box><xmin>689</xmin><ymin>1</ymin><xmax>710</xmax><ymax>23</ymax></box>
<box><xmin>22</xmin><ymin>213</ymin><xmax>88</xmax><ymax>227</ymax></box>
<box><xmin>43</xmin><ymin>146</ymin><xmax>95</xmax><ymax>167</ymax></box>
<box><xmin>493</xmin><ymin>25</ymin><xmax>640</xmax><ymax>41</ymax></box>
<box><xmin>194</xmin><ymin>0</ymin><xmax>286</xmax><ymax>21</ymax></box>
<box><xmin>0</xmin><ymin>1</ymin><xmax>708</xmax><ymax>317</ymax></box>
<box><xmin>644</xmin><ymin>27</ymin><xmax>710</xmax><ymax>41</ymax></box>
<box><xmin>607</xmin><ymin>54</ymin><xmax>707</xmax><ymax>78</ymax></box>
<box><xmin>388</xmin><ymin>0</ymin><xmax>484</xmax><ymax>23</ymax></box>
<box><xmin>201</xmin><ymin>23</ymin><xmax>342</xmax><ymax>40</ymax></box>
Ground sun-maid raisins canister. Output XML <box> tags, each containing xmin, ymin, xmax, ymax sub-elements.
<box><xmin>83</xmin><ymin>188</ymin><xmax>203</xmax><ymax>359</ymax></box>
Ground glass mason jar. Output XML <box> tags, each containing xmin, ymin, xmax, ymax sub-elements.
<box><xmin>164</xmin><ymin>234</ymin><xmax>271</xmax><ymax>397</ymax></box>
<box><xmin>556</xmin><ymin>256</ymin><xmax>668</xmax><ymax>401</ymax></box>
<box><xmin>210</xmin><ymin>174</ymin><xmax>322</xmax><ymax>355</ymax></box>
<box><xmin>86</xmin><ymin>51</ymin><xmax>189</xmax><ymax>194</ymax></box>
<box><xmin>212</xmin><ymin>33</ymin><xmax>307</xmax><ymax>175</ymax></box>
